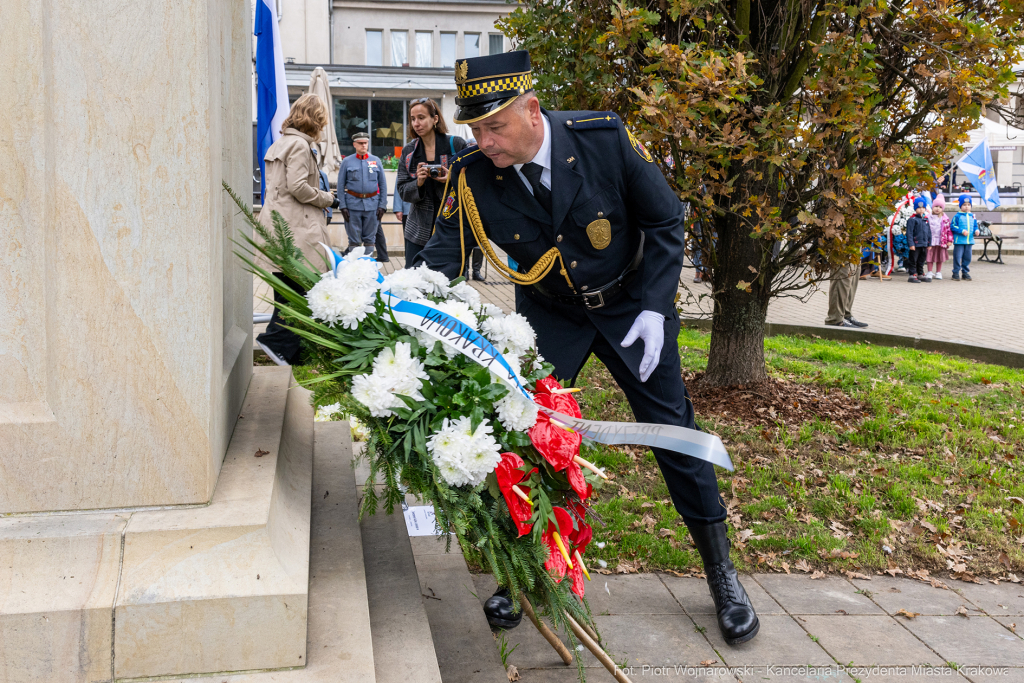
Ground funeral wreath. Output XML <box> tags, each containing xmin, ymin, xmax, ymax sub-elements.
<box><xmin>227</xmin><ymin>185</ymin><xmax>616</xmax><ymax>679</ymax></box>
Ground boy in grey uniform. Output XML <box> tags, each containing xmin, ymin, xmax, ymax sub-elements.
<box><xmin>338</xmin><ymin>132</ymin><xmax>388</xmax><ymax>257</ymax></box>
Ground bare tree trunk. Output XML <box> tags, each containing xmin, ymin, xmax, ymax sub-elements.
<box><xmin>703</xmin><ymin>213</ymin><xmax>771</xmax><ymax>387</ymax></box>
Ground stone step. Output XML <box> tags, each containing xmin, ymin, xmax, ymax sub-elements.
<box><xmin>146</xmin><ymin>420</ymin><xmax>376</xmax><ymax>683</ymax></box>
<box><xmin>411</xmin><ymin>536</ymin><xmax>509</xmax><ymax>683</ymax></box>
<box><xmin>0</xmin><ymin>366</ymin><xmax>317</xmax><ymax>682</ymax></box>
<box><xmin>355</xmin><ymin>445</ymin><xmax>443</xmax><ymax>683</ymax></box>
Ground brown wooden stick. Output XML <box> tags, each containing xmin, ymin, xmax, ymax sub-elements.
<box><xmin>577</xmin><ymin>617</ymin><xmax>600</xmax><ymax>645</ymax></box>
<box><xmin>565</xmin><ymin>614</ymin><xmax>633</xmax><ymax>683</ymax></box>
<box><xmin>519</xmin><ymin>594</ymin><xmax>573</xmax><ymax>665</ymax></box>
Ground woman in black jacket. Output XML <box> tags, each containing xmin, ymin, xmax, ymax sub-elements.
<box><xmin>396</xmin><ymin>98</ymin><xmax>468</xmax><ymax>268</ymax></box>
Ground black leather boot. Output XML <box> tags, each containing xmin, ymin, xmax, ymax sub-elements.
<box><xmin>483</xmin><ymin>588</ymin><xmax>522</xmax><ymax>629</ymax></box>
<box><xmin>688</xmin><ymin>522</ymin><xmax>760</xmax><ymax>645</ymax></box>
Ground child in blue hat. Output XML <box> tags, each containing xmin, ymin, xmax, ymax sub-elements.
<box><xmin>904</xmin><ymin>197</ymin><xmax>932</xmax><ymax>283</ymax></box>
<box><xmin>950</xmin><ymin>195</ymin><xmax>979</xmax><ymax>281</ymax></box>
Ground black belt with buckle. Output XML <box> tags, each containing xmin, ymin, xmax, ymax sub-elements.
<box><xmin>532</xmin><ymin>233</ymin><xmax>644</xmax><ymax>310</ymax></box>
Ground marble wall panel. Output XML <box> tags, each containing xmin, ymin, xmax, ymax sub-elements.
<box><xmin>0</xmin><ymin>0</ymin><xmax>253</xmax><ymax>513</ymax></box>
<box><xmin>0</xmin><ymin>513</ymin><xmax>127</xmax><ymax>683</ymax></box>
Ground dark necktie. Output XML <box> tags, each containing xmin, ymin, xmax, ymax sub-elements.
<box><xmin>521</xmin><ymin>162</ymin><xmax>552</xmax><ymax>215</ymax></box>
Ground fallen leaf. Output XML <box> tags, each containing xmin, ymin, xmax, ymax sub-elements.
<box><xmin>700</xmin><ymin>660</ymin><xmax>718</xmax><ymax>666</ymax></box>
<box><xmin>615</xmin><ymin>561</ymin><xmax>638</xmax><ymax>574</ymax></box>
<box><xmin>794</xmin><ymin>559</ymin><xmax>813</xmax><ymax>573</ymax></box>
<box><xmin>782</xmin><ymin>561</ymin><xmax>791</xmax><ymax>575</ymax></box>
<box><xmin>507</xmin><ymin>664</ymin><xmax>521</xmax><ymax>681</ymax></box>
<box><xmin>641</xmin><ymin>502</ymin><xmax>655</xmax><ymax>508</ymax></box>
<box><xmin>254</xmin><ymin>449</ymin><xmax>269</xmax><ymax>458</ymax></box>
<box><xmin>1008</xmin><ymin>497</ymin><xmax>1024</xmax><ymax>506</ymax></box>
<box><xmin>845</xmin><ymin>571</ymin><xmax>871</xmax><ymax>580</ymax></box>
<box><xmin>896</xmin><ymin>608</ymin><xmax>920</xmax><ymax>619</ymax></box>
<box><xmin>955</xmin><ymin>605</ymin><xmax>970</xmax><ymax>618</ymax></box>
<box><xmin>810</xmin><ymin>571</ymin><xmax>826</xmax><ymax>579</ymax></box>
<box><xmin>657</xmin><ymin>528</ymin><xmax>675</xmax><ymax>538</ymax></box>
<box><xmin>998</xmin><ymin>552</ymin><xmax>1012</xmax><ymax>570</ymax></box>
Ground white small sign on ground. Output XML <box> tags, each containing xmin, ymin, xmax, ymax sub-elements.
<box><xmin>403</xmin><ymin>504</ymin><xmax>442</xmax><ymax>536</ymax></box>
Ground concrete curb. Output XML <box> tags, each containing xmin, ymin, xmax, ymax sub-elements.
<box><xmin>679</xmin><ymin>317</ymin><xmax>1024</xmax><ymax>369</ymax></box>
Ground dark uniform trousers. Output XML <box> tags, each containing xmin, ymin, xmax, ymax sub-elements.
<box><xmin>419</xmin><ymin>108</ymin><xmax>726</xmax><ymax>527</ymax></box>
<box><xmin>525</xmin><ymin>290</ymin><xmax>726</xmax><ymax>526</ymax></box>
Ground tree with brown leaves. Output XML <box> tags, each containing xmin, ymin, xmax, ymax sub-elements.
<box><xmin>501</xmin><ymin>0</ymin><xmax>1023</xmax><ymax>386</ymax></box>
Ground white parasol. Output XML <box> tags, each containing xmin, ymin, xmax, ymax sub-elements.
<box><xmin>308</xmin><ymin>67</ymin><xmax>341</xmax><ymax>184</ymax></box>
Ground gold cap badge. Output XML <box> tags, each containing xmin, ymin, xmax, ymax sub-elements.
<box><xmin>455</xmin><ymin>60</ymin><xmax>469</xmax><ymax>85</ymax></box>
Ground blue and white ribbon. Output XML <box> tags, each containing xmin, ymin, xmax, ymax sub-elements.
<box><xmin>322</xmin><ymin>248</ymin><xmax>733</xmax><ymax>471</ymax></box>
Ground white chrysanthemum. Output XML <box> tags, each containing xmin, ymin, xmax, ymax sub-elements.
<box><xmin>531</xmin><ymin>352</ymin><xmax>546</xmax><ymax>372</ymax></box>
<box><xmin>314</xmin><ymin>402</ymin><xmax>342</xmax><ymax>422</ymax></box>
<box><xmin>415</xmin><ymin>265</ymin><xmax>451</xmax><ymax>297</ymax></box>
<box><xmin>436</xmin><ymin>299</ymin><xmax>477</xmax><ymax>327</ymax></box>
<box><xmin>480</xmin><ymin>303</ymin><xmax>505</xmax><ymax>320</ymax></box>
<box><xmin>481</xmin><ymin>311</ymin><xmax>536</xmax><ymax>357</ymax></box>
<box><xmin>448</xmin><ymin>280</ymin><xmax>482</xmax><ymax>308</ymax></box>
<box><xmin>372</xmin><ymin>342</ymin><xmax>429</xmax><ymax>402</ymax></box>
<box><xmin>335</xmin><ymin>253</ymin><xmax>383</xmax><ymax>290</ymax></box>
<box><xmin>382</xmin><ymin>268</ymin><xmax>429</xmax><ymax>301</ymax></box>
<box><xmin>307</xmin><ymin>274</ymin><xmax>377</xmax><ymax>329</ymax></box>
<box><xmin>351</xmin><ymin>374</ymin><xmax>398</xmax><ymax>417</ymax></box>
<box><xmin>427</xmin><ymin>416</ymin><xmax>503</xmax><ymax>487</ymax></box>
<box><xmin>495</xmin><ymin>390</ymin><xmax>539</xmax><ymax>432</ymax></box>
<box><xmin>349</xmin><ymin>416</ymin><xmax>370</xmax><ymax>442</ymax></box>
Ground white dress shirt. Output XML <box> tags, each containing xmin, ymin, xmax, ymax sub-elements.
<box><xmin>513</xmin><ymin>114</ymin><xmax>552</xmax><ymax>193</ymax></box>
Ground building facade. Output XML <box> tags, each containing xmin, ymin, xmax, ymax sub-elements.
<box><xmin>276</xmin><ymin>0</ymin><xmax>514</xmax><ymax>160</ymax></box>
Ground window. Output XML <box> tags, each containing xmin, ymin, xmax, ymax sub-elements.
<box><xmin>335</xmin><ymin>97</ymin><xmax>407</xmax><ymax>159</ymax></box>
<box><xmin>488</xmin><ymin>34</ymin><xmax>504</xmax><ymax>56</ymax></box>
<box><xmin>440</xmin><ymin>33</ymin><xmax>456</xmax><ymax>68</ymax></box>
<box><xmin>465</xmin><ymin>33</ymin><xmax>480</xmax><ymax>59</ymax></box>
<box><xmin>335</xmin><ymin>99</ymin><xmax>369</xmax><ymax>157</ymax></box>
<box><xmin>391</xmin><ymin>30</ymin><xmax>408</xmax><ymax>66</ymax></box>
<box><xmin>372</xmin><ymin>100</ymin><xmax>407</xmax><ymax>158</ymax></box>
<box><xmin>416</xmin><ymin>32</ymin><xmax>433</xmax><ymax>67</ymax></box>
<box><xmin>366</xmin><ymin>30</ymin><xmax>382</xmax><ymax>66</ymax></box>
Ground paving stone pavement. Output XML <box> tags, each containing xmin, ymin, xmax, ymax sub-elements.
<box><xmin>677</xmin><ymin>257</ymin><xmax>1023</xmax><ymax>354</ymax></box>
<box><xmin>256</xmin><ymin>255</ymin><xmax>1022</xmax><ymax>355</ymax></box>
<box><xmin>470</xmin><ymin>572</ymin><xmax>1023</xmax><ymax>683</ymax></box>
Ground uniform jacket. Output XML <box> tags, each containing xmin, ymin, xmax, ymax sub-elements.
<box><xmin>951</xmin><ymin>211</ymin><xmax>978</xmax><ymax>245</ymax></box>
<box><xmin>418</xmin><ymin>110</ymin><xmax>685</xmax><ymax>381</ymax></box>
<box><xmin>396</xmin><ymin>135</ymin><xmax>468</xmax><ymax>246</ymax></box>
<box><xmin>258</xmin><ymin>127</ymin><xmax>334</xmax><ymax>271</ymax></box>
<box><xmin>905</xmin><ymin>213</ymin><xmax>931</xmax><ymax>250</ymax></box>
<box><xmin>338</xmin><ymin>153</ymin><xmax>388</xmax><ymax>212</ymax></box>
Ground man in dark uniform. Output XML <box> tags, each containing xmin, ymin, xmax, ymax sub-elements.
<box><xmin>416</xmin><ymin>51</ymin><xmax>759</xmax><ymax>645</ymax></box>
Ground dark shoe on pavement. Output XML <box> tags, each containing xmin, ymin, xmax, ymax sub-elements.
<box><xmin>689</xmin><ymin>522</ymin><xmax>759</xmax><ymax>645</ymax></box>
<box><xmin>844</xmin><ymin>315</ymin><xmax>869</xmax><ymax>328</ymax></box>
<box><xmin>483</xmin><ymin>588</ymin><xmax>522</xmax><ymax>630</ymax></box>
<box><xmin>963</xmin><ymin>274</ymin><xmax>972</xmax><ymax>281</ymax></box>
<box><xmin>920</xmin><ymin>276</ymin><xmax>932</xmax><ymax>282</ymax></box>
<box><xmin>908</xmin><ymin>276</ymin><xmax>919</xmax><ymax>283</ymax></box>
<box><xmin>951</xmin><ymin>274</ymin><xmax>961</xmax><ymax>281</ymax></box>
<box><xmin>473</xmin><ymin>270</ymin><xmax>484</xmax><ymax>281</ymax></box>
<box><xmin>825</xmin><ymin>319</ymin><xmax>856</xmax><ymax>327</ymax></box>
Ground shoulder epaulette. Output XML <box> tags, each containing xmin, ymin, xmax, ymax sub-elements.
<box><xmin>450</xmin><ymin>146</ymin><xmax>485</xmax><ymax>172</ymax></box>
<box><xmin>564</xmin><ymin>112</ymin><xmax>621</xmax><ymax>130</ymax></box>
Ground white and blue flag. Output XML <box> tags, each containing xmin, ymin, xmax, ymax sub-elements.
<box><xmin>957</xmin><ymin>139</ymin><xmax>1001</xmax><ymax>208</ymax></box>
<box><xmin>255</xmin><ymin>0</ymin><xmax>289</xmax><ymax>202</ymax></box>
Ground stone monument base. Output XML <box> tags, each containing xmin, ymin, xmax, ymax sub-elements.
<box><xmin>0</xmin><ymin>367</ymin><xmax>312</xmax><ymax>682</ymax></box>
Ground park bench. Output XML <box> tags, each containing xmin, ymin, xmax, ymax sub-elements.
<box><xmin>977</xmin><ymin>221</ymin><xmax>1018</xmax><ymax>265</ymax></box>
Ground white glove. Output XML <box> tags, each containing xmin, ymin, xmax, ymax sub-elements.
<box><xmin>620</xmin><ymin>310</ymin><xmax>665</xmax><ymax>382</ymax></box>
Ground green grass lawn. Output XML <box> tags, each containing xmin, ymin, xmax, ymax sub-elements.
<box><xmin>576</xmin><ymin>328</ymin><xmax>1024</xmax><ymax>582</ymax></box>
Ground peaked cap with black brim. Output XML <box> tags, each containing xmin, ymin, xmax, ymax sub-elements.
<box><xmin>453</xmin><ymin>50</ymin><xmax>533</xmax><ymax>124</ymax></box>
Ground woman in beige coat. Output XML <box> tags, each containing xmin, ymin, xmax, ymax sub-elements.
<box><xmin>256</xmin><ymin>94</ymin><xmax>339</xmax><ymax>366</ymax></box>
